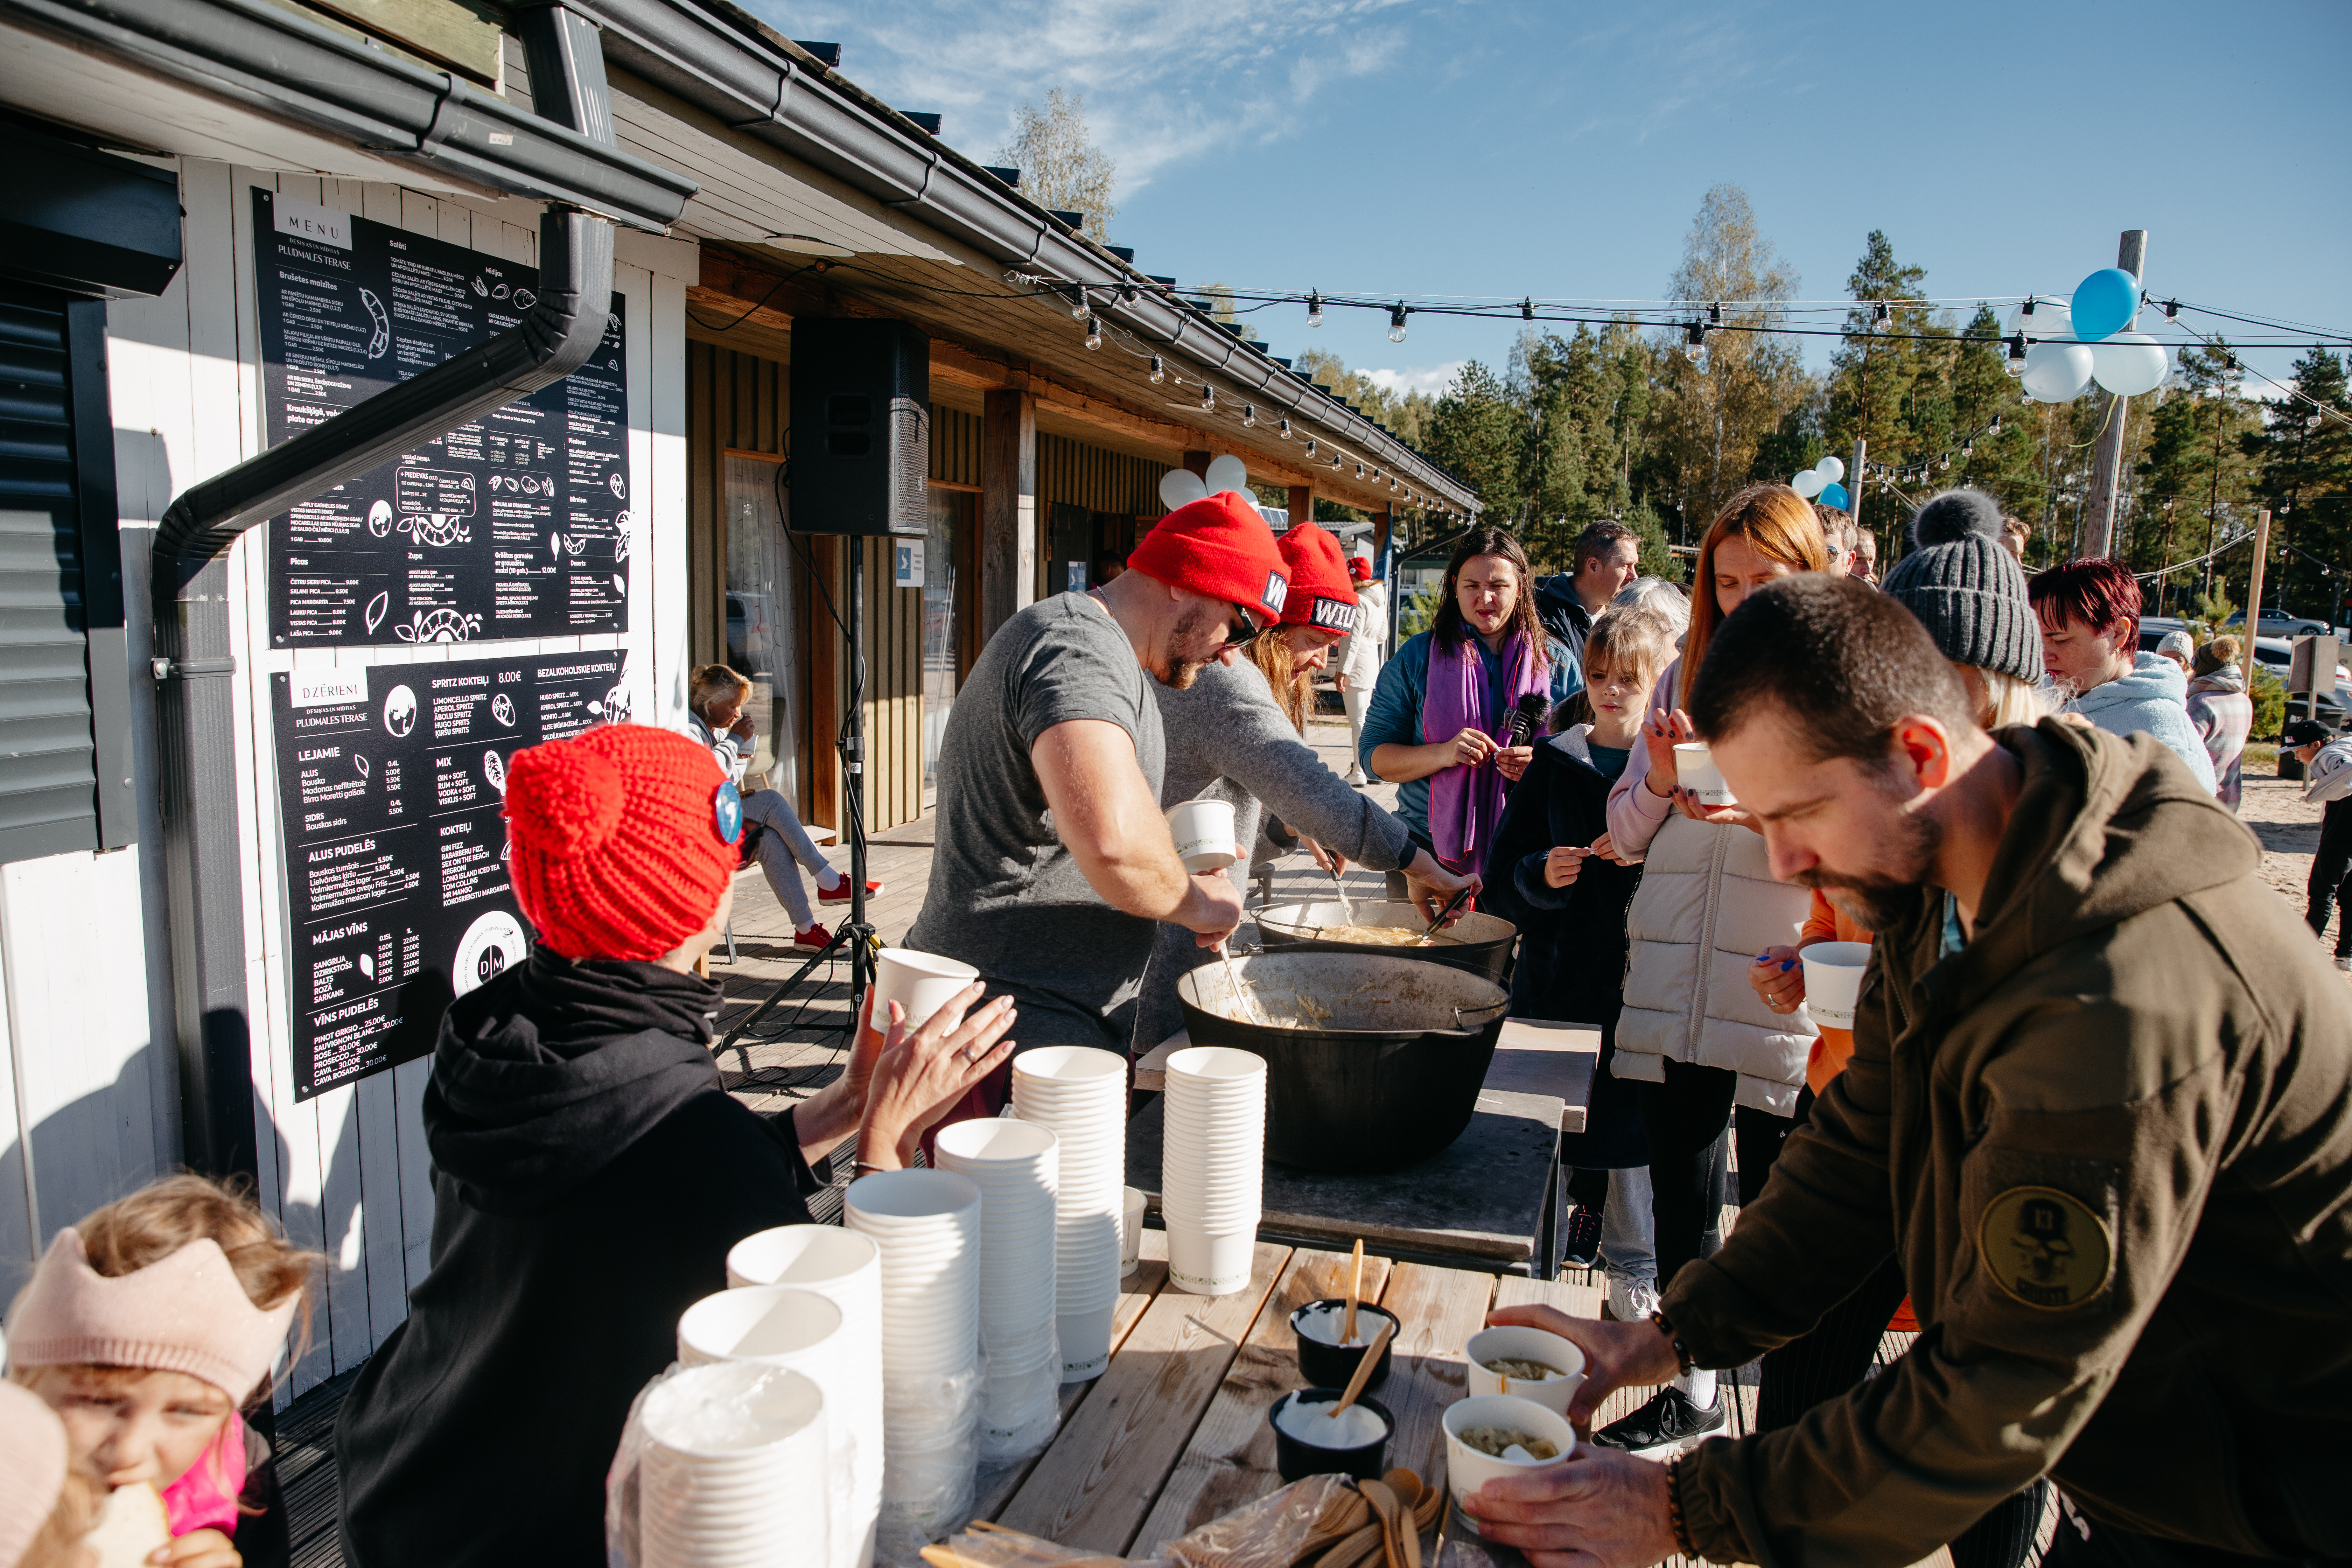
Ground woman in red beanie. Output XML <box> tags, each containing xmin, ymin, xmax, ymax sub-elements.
<box><xmin>1132</xmin><ymin>522</ymin><xmax>1477</xmax><ymax>1049</ymax></box>
<box><xmin>336</xmin><ymin>723</ymin><xmax>1015</xmax><ymax>1568</ymax></box>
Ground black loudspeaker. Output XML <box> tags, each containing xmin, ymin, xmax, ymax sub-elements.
<box><xmin>789</xmin><ymin>318</ymin><xmax>930</xmax><ymax>536</ymax></box>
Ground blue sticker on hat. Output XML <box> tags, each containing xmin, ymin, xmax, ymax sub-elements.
<box><xmin>714</xmin><ymin>779</ymin><xmax>743</xmax><ymax>844</ymax></box>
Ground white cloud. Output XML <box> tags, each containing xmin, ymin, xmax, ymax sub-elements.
<box><xmin>1365</xmin><ymin>362</ymin><xmax>1467</xmax><ymax>397</ymax></box>
<box><xmin>750</xmin><ymin>0</ymin><xmax>1416</xmax><ymax>197</ymax></box>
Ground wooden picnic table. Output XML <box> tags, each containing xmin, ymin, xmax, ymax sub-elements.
<box><xmin>1125</xmin><ymin>1021</ymin><xmax>1601</xmax><ymax>1274</ymax></box>
<box><xmin>964</xmin><ymin>1230</ymin><xmax>1724</xmax><ymax>1567</ymax></box>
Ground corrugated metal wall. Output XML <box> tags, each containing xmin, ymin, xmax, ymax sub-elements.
<box><xmin>932</xmin><ymin>405</ymin><xmax>980</xmax><ymax>489</ymax></box>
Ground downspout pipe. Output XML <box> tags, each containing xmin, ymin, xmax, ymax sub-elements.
<box><xmin>150</xmin><ymin>2</ymin><xmax>622</xmax><ymax>1178</ymax></box>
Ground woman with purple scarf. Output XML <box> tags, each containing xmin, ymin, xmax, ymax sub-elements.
<box><xmin>1358</xmin><ymin>528</ymin><xmax>1580</xmax><ymax>905</ymax></box>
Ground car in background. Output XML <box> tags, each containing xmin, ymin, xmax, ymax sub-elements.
<box><xmin>2223</xmin><ymin>609</ymin><xmax>2337</xmax><ymax>640</ymax></box>
<box><xmin>2136</xmin><ymin>617</ymin><xmax>2349</xmax><ymax>727</ymax></box>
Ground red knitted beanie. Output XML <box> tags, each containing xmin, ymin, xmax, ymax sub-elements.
<box><xmin>1275</xmin><ymin>523</ymin><xmax>1359</xmax><ymax>632</ymax></box>
<box><xmin>1126</xmin><ymin>491</ymin><xmax>1289</xmax><ymax>621</ymax></box>
<box><xmin>503</xmin><ymin>724</ymin><xmax>738</xmax><ymax>961</ymax></box>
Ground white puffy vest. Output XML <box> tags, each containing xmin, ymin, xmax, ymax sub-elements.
<box><xmin>1612</xmin><ymin>812</ymin><xmax>1817</xmax><ymax>1115</ymax></box>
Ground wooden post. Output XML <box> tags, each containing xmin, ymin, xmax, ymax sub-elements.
<box><xmin>1371</xmin><ymin>505</ymin><xmax>1393</xmax><ymax>563</ymax></box>
<box><xmin>2245</xmin><ymin>509</ymin><xmax>2272</xmax><ymax>656</ymax></box>
<box><xmin>2081</xmin><ymin>229</ymin><xmax>2149</xmax><ymax>560</ymax></box>
<box><xmin>980</xmin><ymin>387</ymin><xmax>1036</xmax><ymax>642</ymax></box>
<box><xmin>1848</xmin><ymin>436</ymin><xmax>1867</xmax><ymax>567</ymax></box>
<box><xmin>1287</xmin><ymin>484</ymin><xmax>1313</xmax><ymax>533</ymax></box>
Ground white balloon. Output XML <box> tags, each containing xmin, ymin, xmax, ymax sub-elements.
<box><xmin>1813</xmin><ymin>455</ymin><xmax>1844</xmax><ymax>483</ymax></box>
<box><xmin>2020</xmin><ymin>340</ymin><xmax>2096</xmax><ymax>403</ymax></box>
<box><xmin>1158</xmin><ymin>468</ymin><xmax>1208</xmax><ymax>510</ymax></box>
<box><xmin>1791</xmin><ymin>469</ymin><xmax>1827</xmax><ymax>498</ymax></box>
<box><xmin>1204</xmin><ymin>453</ymin><xmax>1251</xmax><ymax>495</ymax></box>
<box><xmin>2004</xmin><ymin>297</ymin><xmax>2071</xmax><ymax>338</ymax></box>
<box><xmin>2090</xmin><ymin>332</ymin><xmax>2169</xmax><ymax>397</ymax></box>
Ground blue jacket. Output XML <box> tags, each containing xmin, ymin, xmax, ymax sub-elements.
<box><xmin>2065</xmin><ymin>652</ymin><xmax>2219</xmax><ymax>795</ymax></box>
<box><xmin>1357</xmin><ymin>628</ymin><xmax>1580</xmax><ymax>839</ymax></box>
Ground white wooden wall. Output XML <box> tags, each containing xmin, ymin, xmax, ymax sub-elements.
<box><xmin>0</xmin><ymin>159</ymin><xmax>695</xmax><ymax>1405</ymax></box>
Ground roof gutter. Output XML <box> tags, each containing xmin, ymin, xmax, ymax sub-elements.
<box><xmin>148</xmin><ymin>2</ymin><xmax>633</xmax><ymax>1178</ymax></box>
<box><xmin>0</xmin><ymin>0</ymin><xmax>695</xmax><ymax>230</ymax></box>
<box><xmin>574</xmin><ymin>0</ymin><xmax>1477</xmax><ymax>512</ymax></box>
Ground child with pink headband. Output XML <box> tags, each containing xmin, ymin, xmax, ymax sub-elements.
<box><xmin>7</xmin><ymin>1175</ymin><xmax>317</xmax><ymax>1568</ymax></box>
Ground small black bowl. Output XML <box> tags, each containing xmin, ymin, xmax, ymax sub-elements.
<box><xmin>1290</xmin><ymin>1298</ymin><xmax>1398</xmax><ymax>1390</ymax></box>
<box><xmin>1268</xmin><ymin>1388</ymin><xmax>1394</xmax><ymax>1482</ymax></box>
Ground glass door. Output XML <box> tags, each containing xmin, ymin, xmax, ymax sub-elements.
<box><xmin>922</xmin><ymin>488</ymin><xmax>970</xmax><ymax>799</ymax></box>
<box><xmin>724</xmin><ymin>453</ymin><xmax>798</xmax><ymax>800</ymax></box>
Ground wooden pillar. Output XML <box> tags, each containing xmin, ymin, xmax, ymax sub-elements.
<box><xmin>1287</xmin><ymin>484</ymin><xmax>1313</xmax><ymax>532</ymax></box>
<box><xmin>981</xmin><ymin>388</ymin><xmax>1037</xmax><ymax>642</ymax></box>
<box><xmin>1372</xmin><ymin>505</ymin><xmax>1393</xmax><ymax>562</ymax></box>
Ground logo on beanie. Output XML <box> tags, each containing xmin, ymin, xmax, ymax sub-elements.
<box><xmin>714</xmin><ymin>779</ymin><xmax>742</xmax><ymax>844</ymax></box>
<box><xmin>1260</xmin><ymin>571</ymin><xmax>1289</xmax><ymax>616</ymax></box>
<box><xmin>1309</xmin><ymin>596</ymin><xmax>1356</xmax><ymax>634</ymax></box>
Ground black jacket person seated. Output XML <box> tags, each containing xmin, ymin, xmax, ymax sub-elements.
<box><xmin>335</xmin><ymin>722</ymin><xmax>1016</xmax><ymax>1568</ymax></box>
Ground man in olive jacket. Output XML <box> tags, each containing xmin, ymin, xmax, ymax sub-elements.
<box><xmin>1470</xmin><ymin>576</ymin><xmax>2351</xmax><ymax>1568</ymax></box>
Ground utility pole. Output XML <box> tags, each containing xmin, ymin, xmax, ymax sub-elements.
<box><xmin>2081</xmin><ymin>229</ymin><xmax>2148</xmax><ymax>559</ymax></box>
<box><xmin>1849</xmin><ymin>435</ymin><xmax>1868</xmax><ymax>563</ymax></box>
<box><xmin>2245</xmin><ymin>510</ymin><xmax>2271</xmax><ymax>649</ymax></box>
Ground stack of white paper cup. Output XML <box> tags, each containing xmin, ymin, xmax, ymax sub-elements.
<box><xmin>675</xmin><ymin>1287</ymin><xmax>866</xmax><ymax>1568</ymax></box>
<box><xmin>845</xmin><ymin>1170</ymin><xmax>983</xmax><ymax>1546</ymax></box>
<box><xmin>933</xmin><ymin>1117</ymin><xmax>1062</xmax><ymax>1459</ymax></box>
<box><xmin>638</xmin><ymin>1361</ymin><xmax>830</xmax><ymax>1568</ymax></box>
<box><xmin>1160</xmin><ymin>1046</ymin><xmax>1265</xmax><ymax>1296</ymax></box>
<box><xmin>1008</xmin><ymin>1046</ymin><xmax>1128</xmax><ymax>1381</ymax></box>
<box><xmin>721</xmin><ymin>1228</ymin><xmax>884</xmax><ymax>1568</ymax></box>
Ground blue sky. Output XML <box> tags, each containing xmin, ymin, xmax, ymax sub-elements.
<box><xmin>761</xmin><ymin>0</ymin><xmax>2351</xmax><ymax>401</ymax></box>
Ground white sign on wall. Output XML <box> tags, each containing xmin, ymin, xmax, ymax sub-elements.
<box><xmin>894</xmin><ymin>538</ymin><xmax>924</xmax><ymax>589</ymax></box>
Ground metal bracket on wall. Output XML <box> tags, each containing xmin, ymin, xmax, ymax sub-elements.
<box><xmin>150</xmin><ymin>657</ymin><xmax>238</xmax><ymax>681</ymax></box>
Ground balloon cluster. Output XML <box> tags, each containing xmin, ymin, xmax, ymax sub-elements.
<box><xmin>1789</xmin><ymin>455</ymin><xmax>1850</xmax><ymax>512</ymax></box>
<box><xmin>1159</xmin><ymin>453</ymin><xmax>1254</xmax><ymax>511</ymax></box>
<box><xmin>2011</xmin><ymin>267</ymin><xmax>2170</xmax><ymax>404</ymax></box>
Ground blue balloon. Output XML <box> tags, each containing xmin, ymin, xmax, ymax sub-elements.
<box><xmin>2071</xmin><ymin>268</ymin><xmax>2139</xmax><ymax>342</ymax></box>
<box><xmin>1819</xmin><ymin>482</ymin><xmax>1850</xmax><ymax>510</ymax></box>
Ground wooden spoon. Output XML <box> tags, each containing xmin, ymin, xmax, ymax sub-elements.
<box><xmin>1359</xmin><ymin>1480</ymin><xmax>1405</xmax><ymax>1568</ymax></box>
<box><xmin>1325</xmin><ymin>1315</ymin><xmax>1395</xmax><ymax>1421</ymax></box>
<box><xmin>1343</xmin><ymin>1239</ymin><xmax>1365</xmax><ymax>1345</ymax></box>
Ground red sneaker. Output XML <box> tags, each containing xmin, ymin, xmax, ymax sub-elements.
<box><xmin>793</xmin><ymin>923</ymin><xmax>832</xmax><ymax>950</ymax></box>
<box><xmin>818</xmin><ymin>878</ymin><xmax>884</xmax><ymax>904</ymax></box>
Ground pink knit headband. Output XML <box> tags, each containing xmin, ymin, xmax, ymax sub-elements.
<box><xmin>7</xmin><ymin>1228</ymin><xmax>298</xmax><ymax>1403</ymax></box>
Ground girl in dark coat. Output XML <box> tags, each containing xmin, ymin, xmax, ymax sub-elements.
<box><xmin>1482</xmin><ymin>607</ymin><xmax>1676</xmax><ymax>1303</ymax></box>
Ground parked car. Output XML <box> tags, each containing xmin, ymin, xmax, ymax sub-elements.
<box><xmin>2223</xmin><ymin>609</ymin><xmax>2337</xmax><ymax>639</ymax></box>
<box><xmin>2136</xmin><ymin>618</ymin><xmax>2349</xmax><ymax>726</ymax></box>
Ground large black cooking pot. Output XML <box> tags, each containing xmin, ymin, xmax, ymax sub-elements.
<box><xmin>1254</xmin><ymin>898</ymin><xmax>1517</xmax><ymax>985</ymax></box>
<box><xmin>1175</xmin><ymin>952</ymin><xmax>1510</xmax><ymax>1174</ymax></box>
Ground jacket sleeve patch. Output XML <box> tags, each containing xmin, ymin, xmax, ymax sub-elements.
<box><xmin>1978</xmin><ymin>1184</ymin><xmax>2115</xmax><ymax>1309</ymax></box>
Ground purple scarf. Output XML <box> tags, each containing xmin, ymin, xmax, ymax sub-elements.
<box><xmin>1423</xmin><ymin>629</ymin><xmax>1548</xmax><ymax>874</ymax></box>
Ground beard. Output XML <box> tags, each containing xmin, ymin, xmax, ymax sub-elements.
<box><xmin>1791</xmin><ymin>804</ymin><xmax>1942</xmax><ymax>932</ymax></box>
<box><xmin>1159</xmin><ymin>603</ymin><xmax>1220</xmax><ymax>690</ymax></box>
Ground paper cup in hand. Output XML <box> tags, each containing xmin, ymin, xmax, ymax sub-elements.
<box><xmin>1465</xmin><ymin>1325</ymin><xmax>1587</xmax><ymax>1415</ymax></box>
<box><xmin>1800</xmin><ymin>940</ymin><xmax>1872</xmax><ymax>1030</ymax></box>
<box><xmin>1166</xmin><ymin>798</ymin><xmax>1238</xmax><ymax>872</ymax></box>
<box><xmin>1673</xmin><ymin>742</ymin><xmax>1734</xmax><ymax>806</ymax></box>
<box><xmin>869</xmin><ymin>948</ymin><xmax>981</xmax><ymax>1039</ymax></box>
<box><xmin>1442</xmin><ymin>1393</ymin><xmax>1576</xmax><ymax>1511</ymax></box>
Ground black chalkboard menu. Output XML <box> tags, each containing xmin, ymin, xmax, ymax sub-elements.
<box><xmin>253</xmin><ymin>188</ymin><xmax>632</xmax><ymax>648</ymax></box>
<box><xmin>272</xmin><ymin>651</ymin><xmax>632</xmax><ymax>1098</ymax></box>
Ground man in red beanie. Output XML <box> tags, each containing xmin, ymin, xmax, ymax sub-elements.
<box><xmin>338</xmin><ymin>723</ymin><xmax>1016</xmax><ymax>1568</ymax></box>
<box><xmin>905</xmin><ymin>489</ymin><xmax>1282</xmax><ymax>1059</ymax></box>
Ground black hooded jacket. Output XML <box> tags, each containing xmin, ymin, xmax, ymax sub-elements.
<box><xmin>334</xmin><ymin>951</ymin><xmax>825</xmax><ymax>1568</ymax></box>
<box><xmin>1531</xmin><ymin>574</ymin><xmax>1595</xmax><ymax>665</ymax></box>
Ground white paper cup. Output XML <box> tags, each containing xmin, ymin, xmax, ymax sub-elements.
<box><xmin>1465</xmin><ymin>1326</ymin><xmax>1588</xmax><ymax>1414</ymax></box>
<box><xmin>1799</xmin><ymin>940</ymin><xmax>1872</xmax><ymax>1029</ymax></box>
<box><xmin>727</xmin><ymin>1226</ymin><xmax>881</xmax><ymax>1296</ymax></box>
<box><xmin>869</xmin><ymin>948</ymin><xmax>981</xmax><ymax>1037</ymax></box>
<box><xmin>1166</xmin><ymin>1226</ymin><xmax>1255</xmax><ymax>1296</ymax></box>
<box><xmin>1165</xmin><ymin>797</ymin><xmax>1239</xmax><ymax>871</ymax></box>
<box><xmin>1058</xmin><ymin>1302</ymin><xmax>1118</xmax><ymax>1381</ymax></box>
<box><xmin>1442</xmin><ymin>1393</ymin><xmax>1577</xmax><ymax>1511</ymax></box>
<box><xmin>639</xmin><ymin>1364</ymin><xmax>830</xmax><ymax>1568</ymax></box>
<box><xmin>1121</xmin><ymin>1188</ymin><xmax>1146</xmax><ymax>1277</ymax></box>
<box><xmin>679</xmin><ymin>1286</ymin><xmax>845</xmax><ymax>1368</ymax></box>
<box><xmin>1673</xmin><ymin>741</ymin><xmax>1734</xmax><ymax>806</ymax></box>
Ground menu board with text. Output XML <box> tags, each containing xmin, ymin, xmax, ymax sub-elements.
<box><xmin>253</xmin><ymin>188</ymin><xmax>632</xmax><ymax>647</ymax></box>
<box><xmin>272</xmin><ymin>652</ymin><xmax>632</xmax><ymax>1098</ymax></box>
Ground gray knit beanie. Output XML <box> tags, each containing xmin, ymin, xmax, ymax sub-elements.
<box><xmin>1879</xmin><ymin>489</ymin><xmax>2042</xmax><ymax>682</ymax></box>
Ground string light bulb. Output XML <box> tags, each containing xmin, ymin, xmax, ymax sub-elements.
<box><xmin>1709</xmin><ymin>301</ymin><xmax>1723</xmax><ymax>326</ymax></box>
<box><xmin>1150</xmin><ymin>354</ymin><xmax>1165</xmax><ymax>384</ymax></box>
<box><xmin>1988</xmin><ymin>415</ymin><xmax>2002</xmax><ymax>435</ymax></box>
<box><xmin>1305</xmin><ymin>439</ymin><xmax>1319</xmax><ymax>460</ymax></box>
<box><xmin>1307</xmin><ymin>291</ymin><xmax>1324</xmax><ymax>328</ymax></box>
<box><xmin>1388</xmin><ymin>304</ymin><xmax>1408</xmax><ymax>343</ymax></box>
<box><xmin>1684</xmin><ymin>320</ymin><xmax>1705</xmax><ymax>347</ymax></box>
<box><xmin>1521</xmin><ymin>298</ymin><xmax>1535</xmax><ymax>322</ymax></box>
<box><xmin>1278</xmin><ymin>417</ymin><xmax>1292</xmax><ymax>439</ymax></box>
<box><xmin>1084</xmin><ymin>314</ymin><xmax>1101</xmax><ymax>350</ymax></box>
<box><xmin>1242</xmin><ymin>404</ymin><xmax>1257</xmax><ymax>427</ymax></box>
<box><xmin>1069</xmin><ymin>287</ymin><xmax>1090</xmax><ymax>321</ymax></box>
<box><xmin>1874</xmin><ymin>301</ymin><xmax>1890</xmax><ymax>330</ymax></box>
<box><xmin>1200</xmin><ymin>384</ymin><xmax>1215</xmax><ymax>412</ymax></box>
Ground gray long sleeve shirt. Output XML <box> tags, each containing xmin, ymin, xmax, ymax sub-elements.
<box><xmin>1135</xmin><ymin>654</ymin><xmax>1416</xmax><ymax>1049</ymax></box>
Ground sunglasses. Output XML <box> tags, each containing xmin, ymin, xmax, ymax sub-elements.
<box><xmin>1222</xmin><ymin>604</ymin><xmax>1262</xmax><ymax>649</ymax></box>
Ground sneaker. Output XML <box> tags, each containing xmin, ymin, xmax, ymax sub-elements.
<box><xmin>793</xmin><ymin>923</ymin><xmax>832</xmax><ymax>950</ymax></box>
<box><xmin>1590</xmin><ymin>1386</ymin><xmax>1726</xmax><ymax>1452</ymax></box>
<box><xmin>1345</xmin><ymin>769</ymin><xmax>1369</xmax><ymax>787</ymax></box>
<box><xmin>1560</xmin><ymin>1206</ymin><xmax>1604</xmax><ymax>1269</ymax></box>
<box><xmin>1603</xmin><ymin>1271</ymin><xmax>1659</xmax><ymax>1324</ymax></box>
<box><xmin>819</xmin><ymin>878</ymin><xmax>884</xmax><ymax>904</ymax></box>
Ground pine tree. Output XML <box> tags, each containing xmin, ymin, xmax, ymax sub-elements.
<box><xmin>2253</xmin><ymin>348</ymin><xmax>2352</xmax><ymax>622</ymax></box>
<box><xmin>2133</xmin><ymin>340</ymin><xmax>2262</xmax><ymax>616</ymax></box>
